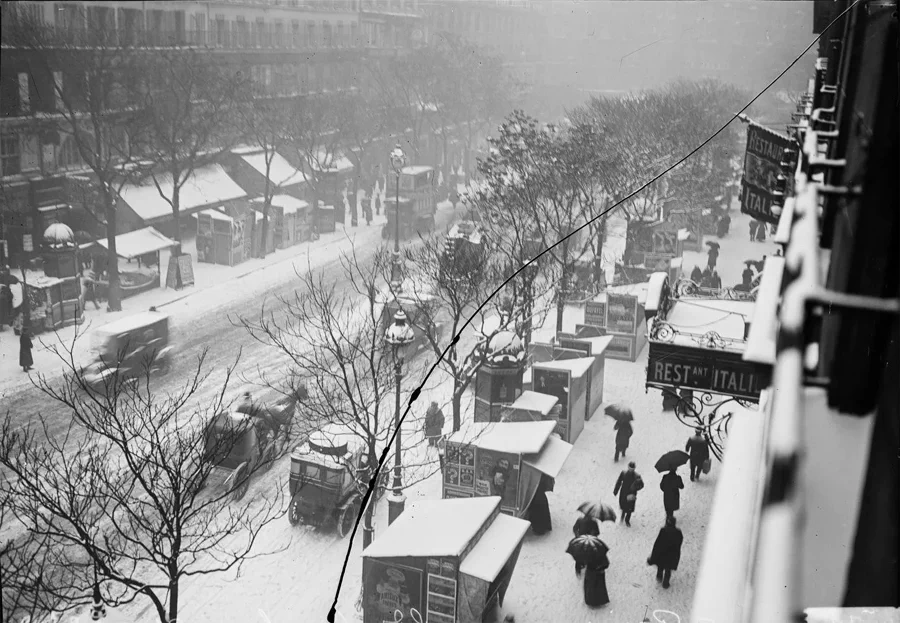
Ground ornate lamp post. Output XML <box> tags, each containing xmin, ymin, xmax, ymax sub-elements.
<box><xmin>384</xmin><ymin>309</ymin><xmax>414</xmax><ymax>524</ymax></box>
<box><xmin>389</xmin><ymin>144</ymin><xmax>408</xmax><ymax>293</ymax></box>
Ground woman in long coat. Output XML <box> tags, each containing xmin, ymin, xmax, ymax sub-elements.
<box><xmin>527</xmin><ymin>474</ymin><xmax>553</xmax><ymax>536</ymax></box>
<box><xmin>19</xmin><ymin>327</ymin><xmax>33</xmax><ymax>372</ymax></box>
<box><xmin>648</xmin><ymin>516</ymin><xmax>684</xmax><ymax>589</ymax></box>
<box><xmin>660</xmin><ymin>469</ymin><xmax>684</xmax><ymax>520</ymax></box>
<box><xmin>583</xmin><ymin>541</ymin><xmax>611</xmax><ymax>607</ymax></box>
<box><xmin>613</xmin><ymin>419</ymin><xmax>633</xmax><ymax>462</ymax></box>
<box><xmin>423</xmin><ymin>401</ymin><xmax>445</xmax><ymax>446</ymax></box>
<box><xmin>572</xmin><ymin>514</ymin><xmax>600</xmax><ymax>576</ymax></box>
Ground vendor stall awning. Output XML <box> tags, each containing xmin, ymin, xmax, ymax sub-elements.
<box><xmin>261</xmin><ymin>194</ymin><xmax>309</xmax><ymax>215</ymax></box>
<box><xmin>458</xmin><ymin>513</ymin><xmax>530</xmax><ymax>583</ymax></box>
<box><xmin>744</xmin><ymin>256</ymin><xmax>785</xmax><ymax>365</ymax></box>
<box><xmin>534</xmin><ymin>357</ymin><xmax>594</xmax><ymax>379</ymax></box>
<box><xmin>239</xmin><ymin>151</ymin><xmax>308</xmax><ymax>188</ymax></box>
<box><xmin>523</xmin><ymin>435</ymin><xmax>574</xmax><ymax>479</ymax></box>
<box><xmin>91</xmin><ymin>227</ymin><xmax>177</xmax><ymax>260</ymax></box>
<box><xmin>118</xmin><ymin>165</ymin><xmax>247</xmax><ymax>224</ymax></box>
<box><xmin>508</xmin><ymin>391</ymin><xmax>558</xmax><ymax>416</ymax></box>
<box><xmin>362</xmin><ymin>497</ymin><xmax>500</xmax><ymax>559</ymax></box>
<box><xmin>448</xmin><ymin>421</ymin><xmax>557</xmax><ymax>455</ymax></box>
<box><xmin>308</xmin><ymin>150</ymin><xmax>354</xmax><ymax>173</ymax></box>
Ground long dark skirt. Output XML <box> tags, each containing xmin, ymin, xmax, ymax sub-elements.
<box><xmin>584</xmin><ymin>567</ymin><xmax>610</xmax><ymax>607</ymax></box>
<box><xmin>528</xmin><ymin>489</ymin><xmax>552</xmax><ymax>535</ymax></box>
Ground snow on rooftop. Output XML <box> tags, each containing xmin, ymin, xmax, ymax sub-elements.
<box><xmin>508</xmin><ymin>391</ymin><xmax>559</xmax><ymax>416</ymax></box>
<box><xmin>523</xmin><ymin>434</ymin><xmax>573</xmax><ymax>480</ymax></box>
<box><xmin>744</xmin><ymin>256</ymin><xmax>785</xmax><ymax>365</ymax></box>
<box><xmin>458</xmin><ymin>513</ymin><xmax>530</xmax><ymax>582</ymax></box>
<box><xmin>362</xmin><ymin>497</ymin><xmax>501</xmax><ymax>559</ymax></box>
<box><xmin>119</xmin><ymin>165</ymin><xmax>246</xmax><ymax>224</ymax></box>
<box><xmin>447</xmin><ymin>421</ymin><xmax>557</xmax><ymax>455</ymax></box>
<box><xmin>253</xmin><ymin>194</ymin><xmax>309</xmax><ymax>214</ymax></box>
<box><xmin>533</xmin><ymin>356</ymin><xmax>594</xmax><ymax>378</ymax></box>
<box><xmin>240</xmin><ymin>151</ymin><xmax>308</xmax><ymax>188</ymax></box>
<box><xmin>401</xmin><ymin>165</ymin><xmax>433</xmax><ymax>176</ymax></box>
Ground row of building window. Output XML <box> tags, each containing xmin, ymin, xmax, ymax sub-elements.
<box><xmin>0</xmin><ymin>132</ymin><xmax>84</xmax><ymax>178</ymax></box>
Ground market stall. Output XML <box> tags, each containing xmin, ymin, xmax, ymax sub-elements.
<box><xmin>500</xmin><ymin>391</ymin><xmax>560</xmax><ymax>424</ymax></box>
<box><xmin>530</xmin><ymin>358</ymin><xmax>593</xmax><ymax>442</ymax></box>
<box><xmin>581</xmin><ymin>284</ymin><xmax>648</xmax><ymax>362</ymax></box>
<box><xmin>269</xmin><ymin>195</ymin><xmax>310</xmax><ymax>247</ymax></box>
<box><xmin>196</xmin><ymin>208</ymin><xmax>246</xmax><ymax>267</ymax></box>
<box><xmin>16</xmin><ymin>270</ymin><xmax>82</xmax><ymax>334</ymax></box>
<box><xmin>442</xmin><ymin>420</ymin><xmax>573</xmax><ymax>518</ymax></box>
<box><xmin>361</xmin><ymin>497</ymin><xmax>530</xmax><ymax>623</ymax></box>
<box><xmin>250</xmin><ymin>209</ymin><xmax>276</xmax><ymax>257</ymax></box>
<box><xmin>83</xmin><ymin>227</ymin><xmax>178</xmax><ymax>297</ymax></box>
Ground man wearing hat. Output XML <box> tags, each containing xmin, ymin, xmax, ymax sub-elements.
<box><xmin>613</xmin><ymin>461</ymin><xmax>643</xmax><ymax>527</ymax></box>
<box><xmin>685</xmin><ymin>427</ymin><xmax>711</xmax><ymax>482</ymax></box>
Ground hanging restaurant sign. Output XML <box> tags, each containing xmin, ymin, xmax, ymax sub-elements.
<box><xmin>646</xmin><ymin>342</ymin><xmax>769</xmax><ymax>402</ymax></box>
<box><xmin>740</xmin><ymin>122</ymin><xmax>794</xmax><ymax>225</ymax></box>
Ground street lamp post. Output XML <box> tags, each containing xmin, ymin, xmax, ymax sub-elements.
<box><xmin>389</xmin><ymin>144</ymin><xmax>407</xmax><ymax>293</ymax></box>
<box><xmin>384</xmin><ymin>309</ymin><xmax>414</xmax><ymax>524</ymax></box>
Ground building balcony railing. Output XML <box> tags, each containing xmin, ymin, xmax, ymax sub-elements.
<box><xmin>1</xmin><ymin>25</ymin><xmax>412</xmax><ymax>52</ymax></box>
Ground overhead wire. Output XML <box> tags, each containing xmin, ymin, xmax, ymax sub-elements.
<box><xmin>327</xmin><ymin>1</ymin><xmax>862</xmax><ymax>618</ymax></box>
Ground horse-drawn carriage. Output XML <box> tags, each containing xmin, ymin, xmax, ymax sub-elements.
<box><xmin>200</xmin><ymin>389</ymin><xmax>299</xmax><ymax>501</ymax></box>
<box><xmin>287</xmin><ymin>424</ymin><xmax>387</xmax><ymax>537</ymax></box>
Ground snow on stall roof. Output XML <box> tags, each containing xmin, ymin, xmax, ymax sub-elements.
<box><xmin>523</xmin><ymin>435</ymin><xmax>574</xmax><ymax>480</ymax></box>
<box><xmin>118</xmin><ymin>165</ymin><xmax>246</xmax><ymax>223</ymax></box>
<box><xmin>458</xmin><ymin>513</ymin><xmax>530</xmax><ymax>583</ymax></box>
<box><xmin>308</xmin><ymin>151</ymin><xmax>354</xmax><ymax>173</ymax></box>
<box><xmin>240</xmin><ymin>151</ymin><xmax>308</xmax><ymax>188</ymax></box>
<box><xmin>605</xmin><ymin>282</ymin><xmax>649</xmax><ymax>305</ymax></box>
<box><xmin>645</xmin><ymin>272</ymin><xmax>669</xmax><ymax>313</ymax></box>
<box><xmin>533</xmin><ymin>357</ymin><xmax>594</xmax><ymax>378</ymax></box>
<box><xmin>94</xmin><ymin>311</ymin><xmax>167</xmax><ymax>336</ymax></box>
<box><xmin>579</xmin><ymin>335</ymin><xmax>614</xmax><ymax>355</ymax></box>
<box><xmin>94</xmin><ymin>227</ymin><xmax>176</xmax><ymax>260</ymax></box>
<box><xmin>509</xmin><ymin>391</ymin><xmax>559</xmax><ymax>416</ymax></box>
<box><xmin>447</xmin><ymin>421</ymin><xmax>557</xmax><ymax>455</ymax></box>
<box><xmin>263</xmin><ymin>195</ymin><xmax>309</xmax><ymax>214</ymax></box>
<box><xmin>200</xmin><ymin>208</ymin><xmax>233</xmax><ymax>223</ymax></box>
<box><xmin>362</xmin><ymin>497</ymin><xmax>501</xmax><ymax>559</ymax></box>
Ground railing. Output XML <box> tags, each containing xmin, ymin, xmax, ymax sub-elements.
<box><xmin>2</xmin><ymin>25</ymin><xmax>401</xmax><ymax>51</ymax></box>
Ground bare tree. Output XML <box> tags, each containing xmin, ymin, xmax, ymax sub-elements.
<box><xmin>133</xmin><ymin>49</ymin><xmax>248</xmax><ymax>252</ymax></box>
<box><xmin>0</xmin><ymin>346</ymin><xmax>288</xmax><ymax>623</ymax></box>
<box><xmin>5</xmin><ymin>7</ymin><xmax>146</xmax><ymax>311</ymax></box>
<box><xmin>239</xmin><ymin>246</ymin><xmax>441</xmax><ymax>547</ymax></box>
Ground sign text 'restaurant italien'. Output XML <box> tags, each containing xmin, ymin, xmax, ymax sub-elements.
<box><xmin>645</xmin><ymin>342</ymin><xmax>768</xmax><ymax>402</ymax></box>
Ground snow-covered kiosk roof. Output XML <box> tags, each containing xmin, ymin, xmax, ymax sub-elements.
<box><xmin>362</xmin><ymin>497</ymin><xmax>502</xmax><ymax>559</ymax></box>
<box><xmin>458</xmin><ymin>513</ymin><xmax>530</xmax><ymax>582</ymax></box>
<box><xmin>447</xmin><ymin>420</ymin><xmax>558</xmax><ymax>455</ymax></box>
<box><xmin>533</xmin><ymin>357</ymin><xmax>594</xmax><ymax>379</ymax></box>
<box><xmin>523</xmin><ymin>435</ymin><xmax>572</xmax><ymax>480</ymax></box>
<box><xmin>507</xmin><ymin>391</ymin><xmax>559</xmax><ymax>417</ymax></box>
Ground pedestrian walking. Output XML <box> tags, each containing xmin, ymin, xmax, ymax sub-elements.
<box><xmin>711</xmin><ymin>270</ymin><xmax>722</xmax><ymax>290</ymax></box>
<box><xmin>660</xmin><ymin>468</ymin><xmax>684</xmax><ymax>521</ymax></box>
<box><xmin>613</xmin><ymin>461</ymin><xmax>644</xmax><ymax>527</ymax></box>
<box><xmin>701</xmin><ymin>267</ymin><xmax>714</xmax><ymax>288</ymax></box>
<box><xmin>686</xmin><ymin>427</ymin><xmax>711</xmax><ymax>482</ymax></box>
<box><xmin>423</xmin><ymin>401</ymin><xmax>445</xmax><ymax>446</ymax></box>
<box><xmin>526</xmin><ymin>474</ymin><xmax>553</xmax><ymax>536</ymax></box>
<box><xmin>706</xmin><ymin>245</ymin><xmax>719</xmax><ymax>271</ymax></box>
<box><xmin>717</xmin><ymin>213</ymin><xmax>731</xmax><ymax>238</ymax></box>
<box><xmin>690</xmin><ymin>265</ymin><xmax>703</xmax><ymax>284</ymax></box>
<box><xmin>749</xmin><ymin>219</ymin><xmax>758</xmax><ymax>241</ymax></box>
<box><xmin>584</xmin><ymin>556</ymin><xmax>610</xmax><ymax>608</ymax></box>
<box><xmin>756</xmin><ymin>220</ymin><xmax>767</xmax><ymax>241</ymax></box>
<box><xmin>82</xmin><ymin>268</ymin><xmax>101</xmax><ymax>310</ymax></box>
<box><xmin>742</xmin><ymin>266</ymin><xmax>754</xmax><ymax>289</ymax></box>
<box><xmin>647</xmin><ymin>516</ymin><xmax>684</xmax><ymax>589</ymax></box>
<box><xmin>572</xmin><ymin>513</ymin><xmax>600</xmax><ymax>576</ymax></box>
<box><xmin>374</xmin><ymin>191</ymin><xmax>382</xmax><ymax>216</ymax></box>
<box><xmin>613</xmin><ymin>418</ymin><xmax>633</xmax><ymax>462</ymax></box>
<box><xmin>19</xmin><ymin>326</ymin><xmax>34</xmax><ymax>372</ymax></box>
<box><xmin>0</xmin><ymin>284</ymin><xmax>12</xmax><ymax>330</ymax></box>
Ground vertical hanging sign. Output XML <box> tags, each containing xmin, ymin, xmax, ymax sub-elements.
<box><xmin>740</xmin><ymin>122</ymin><xmax>793</xmax><ymax>225</ymax></box>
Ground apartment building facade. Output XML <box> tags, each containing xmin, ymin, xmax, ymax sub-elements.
<box><xmin>0</xmin><ymin>0</ymin><xmax>426</xmax><ymax>265</ymax></box>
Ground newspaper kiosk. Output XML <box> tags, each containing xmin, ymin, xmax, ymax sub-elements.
<box><xmin>442</xmin><ymin>421</ymin><xmax>573</xmax><ymax>518</ymax></box>
<box><xmin>362</xmin><ymin>497</ymin><xmax>530</xmax><ymax>623</ymax></box>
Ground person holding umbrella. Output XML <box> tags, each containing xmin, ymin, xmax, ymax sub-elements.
<box><xmin>571</xmin><ymin>512</ymin><xmax>600</xmax><ymax>576</ymax></box>
<box><xmin>705</xmin><ymin>241</ymin><xmax>720</xmax><ymax>271</ymax></box>
<box><xmin>647</xmin><ymin>516</ymin><xmax>684</xmax><ymax>589</ymax></box>
<box><xmin>566</xmin><ymin>534</ymin><xmax>610</xmax><ymax>607</ymax></box>
<box><xmin>605</xmin><ymin>405</ymin><xmax>634</xmax><ymax>462</ymax></box>
<box><xmin>686</xmin><ymin>427</ymin><xmax>711</xmax><ymax>482</ymax></box>
<box><xmin>655</xmin><ymin>451</ymin><xmax>688</xmax><ymax>519</ymax></box>
<box><xmin>613</xmin><ymin>461</ymin><xmax>643</xmax><ymax>527</ymax></box>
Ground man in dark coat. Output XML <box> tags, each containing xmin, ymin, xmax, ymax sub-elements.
<box><xmin>686</xmin><ymin>427</ymin><xmax>710</xmax><ymax>482</ymax></box>
<box><xmin>756</xmin><ymin>220</ymin><xmax>767</xmax><ymax>241</ymax></box>
<box><xmin>660</xmin><ymin>468</ymin><xmax>684</xmax><ymax>520</ymax></box>
<box><xmin>19</xmin><ymin>327</ymin><xmax>34</xmax><ymax>372</ymax></box>
<box><xmin>423</xmin><ymin>401</ymin><xmax>445</xmax><ymax>446</ymax></box>
<box><xmin>711</xmin><ymin>270</ymin><xmax>722</xmax><ymax>290</ymax></box>
<box><xmin>613</xmin><ymin>419</ymin><xmax>633</xmax><ymax>462</ymax></box>
<box><xmin>706</xmin><ymin>246</ymin><xmax>719</xmax><ymax>271</ymax></box>
<box><xmin>742</xmin><ymin>266</ymin><xmax>754</xmax><ymax>289</ymax></box>
<box><xmin>648</xmin><ymin>516</ymin><xmax>683</xmax><ymax>589</ymax></box>
<box><xmin>690</xmin><ymin>265</ymin><xmax>703</xmax><ymax>284</ymax></box>
<box><xmin>613</xmin><ymin>461</ymin><xmax>643</xmax><ymax>527</ymax></box>
<box><xmin>527</xmin><ymin>474</ymin><xmax>553</xmax><ymax>536</ymax></box>
<box><xmin>749</xmin><ymin>219</ymin><xmax>758</xmax><ymax>241</ymax></box>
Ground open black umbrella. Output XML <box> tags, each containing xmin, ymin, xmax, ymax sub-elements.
<box><xmin>706</xmin><ymin>241</ymin><xmax>721</xmax><ymax>249</ymax></box>
<box><xmin>566</xmin><ymin>535</ymin><xmax>610</xmax><ymax>566</ymax></box>
<box><xmin>604</xmin><ymin>404</ymin><xmax>633</xmax><ymax>422</ymax></box>
<box><xmin>577</xmin><ymin>501</ymin><xmax>617</xmax><ymax>523</ymax></box>
<box><xmin>655</xmin><ymin>450</ymin><xmax>690</xmax><ymax>473</ymax></box>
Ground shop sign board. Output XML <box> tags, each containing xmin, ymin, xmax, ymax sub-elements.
<box><xmin>606</xmin><ymin>294</ymin><xmax>638</xmax><ymax>334</ymax></box>
<box><xmin>474</xmin><ymin>448</ymin><xmax>519</xmax><ymax>512</ymax></box>
<box><xmin>646</xmin><ymin>342</ymin><xmax>769</xmax><ymax>401</ymax></box>
<box><xmin>364</xmin><ymin>561</ymin><xmax>424</xmax><ymax>623</ymax></box>
<box><xmin>740</xmin><ymin>122</ymin><xmax>793</xmax><ymax>225</ymax></box>
<box><xmin>584</xmin><ymin>300</ymin><xmax>606</xmax><ymax>327</ymax></box>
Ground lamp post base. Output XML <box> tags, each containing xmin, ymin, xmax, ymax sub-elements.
<box><xmin>387</xmin><ymin>491</ymin><xmax>406</xmax><ymax>524</ymax></box>
<box><xmin>362</xmin><ymin>524</ymin><xmax>375</xmax><ymax>548</ymax></box>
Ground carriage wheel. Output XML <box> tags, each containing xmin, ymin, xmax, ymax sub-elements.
<box><xmin>337</xmin><ymin>498</ymin><xmax>362</xmax><ymax>538</ymax></box>
<box><xmin>231</xmin><ymin>464</ymin><xmax>251</xmax><ymax>502</ymax></box>
<box><xmin>288</xmin><ymin>493</ymin><xmax>303</xmax><ymax>526</ymax></box>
